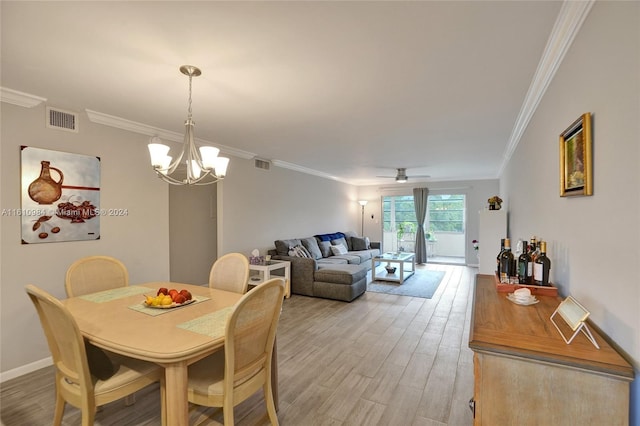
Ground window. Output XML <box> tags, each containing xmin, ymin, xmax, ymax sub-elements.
<box><xmin>427</xmin><ymin>194</ymin><xmax>465</xmax><ymax>233</ymax></box>
<box><xmin>382</xmin><ymin>195</ymin><xmax>417</xmax><ymax>233</ymax></box>
<box><xmin>382</xmin><ymin>194</ymin><xmax>465</xmax><ymax>234</ymax></box>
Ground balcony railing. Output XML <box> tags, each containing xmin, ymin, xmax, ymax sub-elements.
<box><xmin>382</xmin><ymin>231</ymin><xmax>465</xmax><ymax>257</ymax></box>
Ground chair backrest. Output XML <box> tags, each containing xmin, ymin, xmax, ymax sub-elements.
<box><xmin>25</xmin><ymin>285</ymin><xmax>95</xmax><ymax>403</ymax></box>
<box><xmin>208</xmin><ymin>253</ymin><xmax>249</xmax><ymax>293</ymax></box>
<box><xmin>224</xmin><ymin>278</ymin><xmax>285</xmax><ymax>388</ymax></box>
<box><xmin>65</xmin><ymin>255</ymin><xmax>129</xmax><ymax>297</ymax></box>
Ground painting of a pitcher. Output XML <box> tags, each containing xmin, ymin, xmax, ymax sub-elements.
<box><xmin>21</xmin><ymin>146</ymin><xmax>100</xmax><ymax>244</ymax></box>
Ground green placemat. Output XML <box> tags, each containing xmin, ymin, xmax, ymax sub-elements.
<box><xmin>177</xmin><ymin>307</ymin><xmax>234</xmax><ymax>337</ymax></box>
<box><xmin>79</xmin><ymin>286</ymin><xmax>153</xmax><ymax>303</ymax></box>
<box><xmin>128</xmin><ymin>296</ymin><xmax>210</xmax><ymax>316</ymax></box>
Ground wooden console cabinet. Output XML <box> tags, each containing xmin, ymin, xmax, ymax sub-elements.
<box><xmin>469</xmin><ymin>274</ymin><xmax>634</xmax><ymax>425</ymax></box>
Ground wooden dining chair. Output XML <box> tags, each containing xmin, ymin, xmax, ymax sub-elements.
<box><xmin>208</xmin><ymin>252</ymin><xmax>250</xmax><ymax>294</ymax></box>
<box><xmin>25</xmin><ymin>284</ymin><xmax>162</xmax><ymax>426</ymax></box>
<box><xmin>65</xmin><ymin>255</ymin><xmax>129</xmax><ymax>298</ymax></box>
<box><xmin>187</xmin><ymin>278</ymin><xmax>285</xmax><ymax>425</ymax></box>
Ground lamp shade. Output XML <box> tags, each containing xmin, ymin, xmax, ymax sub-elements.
<box><xmin>189</xmin><ymin>160</ymin><xmax>202</xmax><ymax>180</ymax></box>
<box><xmin>358</xmin><ymin>200</ymin><xmax>368</xmax><ymax>206</ymax></box>
<box><xmin>214</xmin><ymin>157</ymin><xmax>230</xmax><ymax>177</ymax></box>
<box><xmin>148</xmin><ymin>142</ymin><xmax>170</xmax><ymax>168</ymax></box>
<box><xmin>199</xmin><ymin>146</ymin><xmax>220</xmax><ymax>169</ymax></box>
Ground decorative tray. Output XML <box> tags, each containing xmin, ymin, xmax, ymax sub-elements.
<box><xmin>493</xmin><ymin>273</ymin><xmax>558</xmax><ymax>297</ymax></box>
<box><xmin>143</xmin><ymin>298</ymin><xmax>196</xmax><ymax>309</ymax></box>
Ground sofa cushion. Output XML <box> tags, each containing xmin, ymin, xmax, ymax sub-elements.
<box><xmin>275</xmin><ymin>238</ymin><xmax>301</xmax><ymax>256</ymax></box>
<box><xmin>330</xmin><ymin>244</ymin><xmax>348</xmax><ymax>256</ymax></box>
<box><xmin>289</xmin><ymin>244</ymin><xmax>311</xmax><ymax>258</ymax></box>
<box><xmin>351</xmin><ymin>236</ymin><xmax>369</xmax><ymax>251</ymax></box>
<box><xmin>342</xmin><ymin>231</ymin><xmax>358</xmax><ymax>250</ymax></box>
<box><xmin>318</xmin><ymin>240</ymin><xmax>332</xmax><ymax>258</ymax></box>
<box><xmin>348</xmin><ymin>250</ymin><xmax>373</xmax><ymax>263</ymax></box>
<box><xmin>317</xmin><ymin>257</ymin><xmax>349</xmax><ymax>265</ymax></box>
<box><xmin>301</xmin><ymin>237</ymin><xmax>322</xmax><ymax>260</ymax></box>
<box><xmin>315</xmin><ymin>264</ymin><xmax>367</xmax><ymax>285</ymax></box>
<box><xmin>330</xmin><ymin>237</ymin><xmax>349</xmax><ymax>249</ymax></box>
<box><xmin>332</xmin><ymin>254</ymin><xmax>361</xmax><ymax>264</ymax></box>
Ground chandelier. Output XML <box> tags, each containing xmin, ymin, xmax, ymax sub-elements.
<box><xmin>148</xmin><ymin>65</ymin><xmax>229</xmax><ymax>185</ymax></box>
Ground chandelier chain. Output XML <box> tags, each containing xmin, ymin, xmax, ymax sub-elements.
<box><xmin>187</xmin><ymin>73</ymin><xmax>193</xmax><ymax>120</ymax></box>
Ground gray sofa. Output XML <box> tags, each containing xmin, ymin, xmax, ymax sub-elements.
<box><xmin>269</xmin><ymin>231</ymin><xmax>381</xmax><ymax>302</ymax></box>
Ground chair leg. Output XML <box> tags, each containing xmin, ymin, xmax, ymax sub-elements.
<box><xmin>264</xmin><ymin>382</ymin><xmax>279</xmax><ymax>426</ymax></box>
<box><xmin>223</xmin><ymin>396</ymin><xmax>235</xmax><ymax>426</ymax></box>
<box><xmin>124</xmin><ymin>393</ymin><xmax>136</xmax><ymax>406</ymax></box>
<box><xmin>81</xmin><ymin>404</ymin><xmax>96</xmax><ymax>426</ymax></box>
<box><xmin>53</xmin><ymin>392</ymin><xmax>65</xmax><ymax>426</ymax></box>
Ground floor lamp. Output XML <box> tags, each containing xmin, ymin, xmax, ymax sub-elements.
<box><xmin>358</xmin><ymin>200</ymin><xmax>368</xmax><ymax>236</ymax></box>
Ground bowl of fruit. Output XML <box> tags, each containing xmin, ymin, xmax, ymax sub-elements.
<box><xmin>144</xmin><ymin>287</ymin><xmax>194</xmax><ymax>309</ymax></box>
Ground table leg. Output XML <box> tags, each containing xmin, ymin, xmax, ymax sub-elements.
<box><xmin>163</xmin><ymin>361</ymin><xmax>189</xmax><ymax>426</ymax></box>
<box><xmin>371</xmin><ymin>258</ymin><xmax>375</xmax><ymax>281</ymax></box>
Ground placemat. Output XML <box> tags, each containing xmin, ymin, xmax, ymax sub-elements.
<box><xmin>128</xmin><ymin>296</ymin><xmax>210</xmax><ymax>316</ymax></box>
<box><xmin>79</xmin><ymin>285</ymin><xmax>153</xmax><ymax>303</ymax></box>
<box><xmin>177</xmin><ymin>307</ymin><xmax>234</xmax><ymax>337</ymax></box>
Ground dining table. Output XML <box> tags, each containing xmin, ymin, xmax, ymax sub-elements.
<box><xmin>62</xmin><ymin>281</ymin><xmax>274</xmax><ymax>426</ymax></box>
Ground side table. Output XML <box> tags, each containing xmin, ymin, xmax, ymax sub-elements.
<box><xmin>248</xmin><ymin>260</ymin><xmax>291</xmax><ymax>298</ymax></box>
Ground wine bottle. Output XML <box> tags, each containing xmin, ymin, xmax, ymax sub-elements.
<box><xmin>499</xmin><ymin>238</ymin><xmax>514</xmax><ymax>283</ymax></box>
<box><xmin>496</xmin><ymin>238</ymin><xmax>505</xmax><ymax>276</ymax></box>
<box><xmin>518</xmin><ymin>240</ymin><xmax>532</xmax><ymax>284</ymax></box>
<box><xmin>533</xmin><ymin>241</ymin><xmax>551</xmax><ymax>286</ymax></box>
<box><xmin>530</xmin><ymin>237</ymin><xmax>540</xmax><ymax>263</ymax></box>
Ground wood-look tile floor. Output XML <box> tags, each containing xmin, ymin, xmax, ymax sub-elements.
<box><xmin>1</xmin><ymin>264</ymin><xmax>476</xmax><ymax>426</ymax></box>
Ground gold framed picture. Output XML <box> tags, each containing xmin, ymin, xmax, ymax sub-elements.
<box><xmin>559</xmin><ymin>113</ymin><xmax>592</xmax><ymax>197</ymax></box>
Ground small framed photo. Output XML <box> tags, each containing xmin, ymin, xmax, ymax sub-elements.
<box><xmin>559</xmin><ymin>113</ymin><xmax>592</xmax><ymax>197</ymax></box>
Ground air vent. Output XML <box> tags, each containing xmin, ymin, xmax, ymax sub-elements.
<box><xmin>46</xmin><ymin>107</ymin><xmax>78</xmax><ymax>133</ymax></box>
<box><xmin>254</xmin><ymin>158</ymin><xmax>271</xmax><ymax>171</ymax></box>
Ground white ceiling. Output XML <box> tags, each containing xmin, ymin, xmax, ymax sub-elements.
<box><xmin>1</xmin><ymin>1</ymin><xmax>566</xmax><ymax>185</ymax></box>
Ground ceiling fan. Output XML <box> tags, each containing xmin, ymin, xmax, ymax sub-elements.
<box><xmin>376</xmin><ymin>168</ymin><xmax>431</xmax><ymax>183</ymax></box>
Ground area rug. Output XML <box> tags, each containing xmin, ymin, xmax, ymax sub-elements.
<box><xmin>367</xmin><ymin>268</ymin><xmax>445</xmax><ymax>299</ymax></box>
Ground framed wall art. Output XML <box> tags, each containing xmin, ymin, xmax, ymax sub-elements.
<box><xmin>559</xmin><ymin>113</ymin><xmax>592</xmax><ymax>197</ymax></box>
<box><xmin>21</xmin><ymin>146</ymin><xmax>100</xmax><ymax>244</ymax></box>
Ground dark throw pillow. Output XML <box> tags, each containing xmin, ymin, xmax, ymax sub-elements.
<box><xmin>85</xmin><ymin>341</ymin><xmax>119</xmax><ymax>381</ymax></box>
<box><xmin>351</xmin><ymin>236</ymin><xmax>368</xmax><ymax>251</ymax></box>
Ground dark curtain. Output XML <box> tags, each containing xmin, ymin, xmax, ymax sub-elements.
<box><xmin>413</xmin><ymin>187</ymin><xmax>429</xmax><ymax>264</ymax></box>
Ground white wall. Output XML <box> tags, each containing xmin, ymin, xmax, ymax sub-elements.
<box><xmin>501</xmin><ymin>1</ymin><xmax>639</xmax><ymax>420</ymax></box>
<box><xmin>169</xmin><ymin>184</ymin><xmax>217</xmax><ymax>285</ymax></box>
<box><xmin>218</xmin><ymin>157</ymin><xmax>360</xmax><ymax>256</ymax></box>
<box><xmin>0</xmin><ymin>103</ymin><xmax>170</xmax><ymax>377</ymax></box>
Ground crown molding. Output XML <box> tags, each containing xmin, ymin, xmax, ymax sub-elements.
<box><xmin>86</xmin><ymin>109</ymin><xmax>357</xmax><ymax>182</ymax></box>
<box><xmin>0</xmin><ymin>87</ymin><xmax>47</xmax><ymax>108</ymax></box>
<box><xmin>498</xmin><ymin>0</ymin><xmax>595</xmax><ymax>177</ymax></box>
<box><xmin>85</xmin><ymin>109</ymin><xmax>255</xmax><ymax>160</ymax></box>
<box><xmin>271</xmin><ymin>159</ymin><xmax>352</xmax><ymax>184</ymax></box>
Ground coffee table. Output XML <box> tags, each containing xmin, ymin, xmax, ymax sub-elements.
<box><xmin>372</xmin><ymin>252</ymin><xmax>416</xmax><ymax>284</ymax></box>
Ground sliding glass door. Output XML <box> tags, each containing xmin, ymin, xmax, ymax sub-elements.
<box><xmin>382</xmin><ymin>194</ymin><xmax>466</xmax><ymax>260</ymax></box>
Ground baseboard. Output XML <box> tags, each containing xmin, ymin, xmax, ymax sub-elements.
<box><xmin>0</xmin><ymin>356</ymin><xmax>52</xmax><ymax>383</ymax></box>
